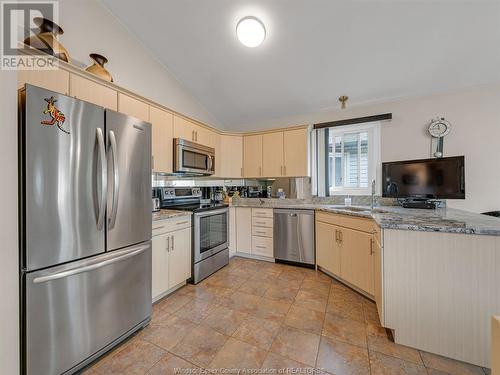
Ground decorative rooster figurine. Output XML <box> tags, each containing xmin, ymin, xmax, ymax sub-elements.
<box><xmin>41</xmin><ymin>96</ymin><xmax>69</xmax><ymax>134</ymax></box>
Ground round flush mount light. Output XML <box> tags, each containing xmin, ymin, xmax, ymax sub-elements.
<box><xmin>236</xmin><ymin>16</ymin><xmax>266</xmax><ymax>47</ymax></box>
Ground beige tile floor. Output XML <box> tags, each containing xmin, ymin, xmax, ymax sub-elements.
<box><xmin>85</xmin><ymin>256</ymin><xmax>491</xmax><ymax>375</ymax></box>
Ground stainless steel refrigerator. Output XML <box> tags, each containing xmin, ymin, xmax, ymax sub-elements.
<box><xmin>19</xmin><ymin>85</ymin><xmax>152</xmax><ymax>375</ymax></box>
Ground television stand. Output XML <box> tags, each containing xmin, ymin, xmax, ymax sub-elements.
<box><xmin>401</xmin><ymin>198</ymin><xmax>437</xmax><ymax>209</ymax></box>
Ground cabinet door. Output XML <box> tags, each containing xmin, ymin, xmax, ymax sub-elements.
<box><xmin>168</xmin><ymin>227</ymin><xmax>192</xmax><ymax>288</ymax></box>
<box><xmin>262</xmin><ymin>132</ymin><xmax>284</xmax><ymax>177</ymax></box>
<box><xmin>150</xmin><ymin>106</ymin><xmax>173</xmax><ymax>173</ymax></box>
<box><xmin>173</xmin><ymin>115</ymin><xmax>196</xmax><ymax>142</ymax></box>
<box><xmin>243</xmin><ymin>135</ymin><xmax>263</xmax><ymax>178</ymax></box>
<box><xmin>373</xmin><ymin>237</ymin><xmax>383</xmax><ymax>324</ymax></box>
<box><xmin>229</xmin><ymin>207</ymin><xmax>237</xmax><ymax>256</ymax></box>
<box><xmin>194</xmin><ymin>126</ymin><xmax>212</xmax><ymax>146</ymax></box>
<box><xmin>18</xmin><ymin>68</ymin><xmax>69</xmax><ymax>95</ymax></box>
<box><xmin>118</xmin><ymin>93</ymin><xmax>149</xmax><ymax>121</ymax></box>
<box><xmin>70</xmin><ymin>74</ymin><xmax>117</xmax><ymax>110</ymax></box>
<box><xmin>340</xmin><ymin>228</ymin><xmax>375</xmax><ymax>295</ymax></box>
<box><xmin>152</xmin><ymin>234</ymin><xmax>169</xmax><ymax>301</ymax></box>
<box><xmin>284</xmin><ymin>128</ymin><xmax>309</xmax><ymax>177</ymax></box>
<box><xmin>316</xmin><ymin>221</ymin><xmax>341</xmax><ymax>276</ymax></box>
<box><xmin>219</xmin><ymin>135</ymin><xmax>243</xmax><ymax>178</ymax></box>
<box><xmin>236</xmin><ymin>207</ymin><xmax>252</xmax><ymax>254</ymax></box>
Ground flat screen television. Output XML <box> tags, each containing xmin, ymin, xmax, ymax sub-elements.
<box><xmin>382</xmin><ymin>156</ymin><xmax>465</xmax><ymax>199</ymax></box>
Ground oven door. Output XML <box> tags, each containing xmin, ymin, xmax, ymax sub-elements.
<box><xmin>174</xmin><ymin>140</ymin><xmax>214</xmax><ymax>175</ymax></box>
<box><xmin>193</xmin><ymin>208</ymin><xmax>229</xmax><ymax>263</ymax></box>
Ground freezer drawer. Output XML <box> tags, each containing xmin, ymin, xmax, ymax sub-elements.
<box><xmin>23</xmin><ymin>242</ymin><xmax>152</xmax><ymax>375</ymax></box>
<box><xmin>273</xmin><ymin>209</ymin><xmax>315</xmax><ymax>265</ymax></box>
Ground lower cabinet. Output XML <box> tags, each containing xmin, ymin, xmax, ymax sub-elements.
<box><xmin>340</xmin><ymin>227</ymin><xmax>375</xmax><ymax>295</ymax></box>
<box><xmin>235</xmin><ymin>207</ymin><xmax>252</xmax><ymax>254</ymax></box>
<box><xmin>315</xmin><ymin>212</ymin><xmax>378</xmax><ymax>297</ymax></box>
<box><xmin>315</xmin><ymin>221</ymin><xmax>341</xmax><ymax>276</ymax></box>
<box><xmin>372</xmin><ymin>235</ymin><xmax>383</xmax><ymax>324</ymax></box>
<box><xmin>152</xmin><ymin>218</ymin><xmax>192</xmax><ymax>302</ymax></box>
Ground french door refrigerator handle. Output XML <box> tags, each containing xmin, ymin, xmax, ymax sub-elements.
<box><xmin>108</xmin><ymin>130</ymin><xmax>120</xmax><ymax>229</ymax></box>
<box><xmin>96</xmin><ymin>128</ymin><xmax>107</xmax><ymax>231</ymax></box>
<box><xmin>33</xmin><ymin>244</ymin><xmax>150</xmax><ymax>284</ymax></box>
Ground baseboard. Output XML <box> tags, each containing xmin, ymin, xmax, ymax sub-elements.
<box><xmin>234</xmin><ymin>252</ymin><xmax>275</xmax><ymax>263</ymax></box>
<box><xmin>317</xmin><ymin>266</ymin><xmax>375</xmax><ymax>301</ymax></box>
<box><xmin>152</xmin><ymin>281</ymin><xmax>187</xmax><ymax>303</ymax></box>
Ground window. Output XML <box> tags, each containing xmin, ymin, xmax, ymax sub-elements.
<box><xmin>314</xmin><ymin>122</ymin><xmax>380</xmax><ymax>196</ymax></box>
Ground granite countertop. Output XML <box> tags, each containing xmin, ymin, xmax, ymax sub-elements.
<box><xmin>231</xmin><ymin>198</ymin><xmax>500</xmax><ymax>236</ymax></box>
<box><xmin>152</xmin><ymin>209</ymin><xmax>192</xmax><ymax>222</ymax></box>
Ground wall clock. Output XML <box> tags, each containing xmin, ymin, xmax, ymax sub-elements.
<box><xmin>428</xmin><ymin>117</ymin><xmax>451</xmax><ymax>158</ymax></box>
<box><xmin>428</xmin><ymin>117</ymin><xmax>451</xmax><ymax>138</ymax></box>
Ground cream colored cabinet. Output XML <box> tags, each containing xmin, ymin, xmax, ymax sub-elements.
<box><xmin>229</xmin><ymin>207</ymin><xmax>237</xmax><ymax>256</ymax></box>
<box><xmin>18</xmin><ymin>68</ymin><xmax>69</xmax><ymax>95</ymax></box>
<box><xmin>152</xmin><ymin>233</ymin><xmax>170</xmax><ymax>301</ymax></box>
<box><xmin>315</xmin><ymin>221</ymin><xmax>341</xmax><ymax>276</ymax></box>
<box><xmin>70</xmin><ymin>74</ymin><xmax>117</xmax><ymax>110</ymax></box>
<box><xmin>243</xmin><ymin>135</ymin><xmax>263</xmax><ymax>178</ymax></box>
<box><xmin>150</xmin><ymin>106</ymin><xmax>173</xmax><ymax>173</ymax></box>
<box><xmin>372</xmin><ymin>234</ymin><xmax>383</xmax><ymax>324</ymax></box>
<box><xmin>173</xmin><ymin>115</ymin><xmax>212</xmax><ymax>146</ymax></box>
<box><xmin>219</xmin><ymin>135</ymin><xmax>243</xmax><ymax>178</ymax></box>
<box><xmin>151</xmin><ymin>218</ymin><xmax>192</xmax><ymax>302</ymax></box>
<box><xmin>339</xmin><ymin>227</ymin><xmax>375</xmax><ymax>295</ymax></box>
<box><xmin>236</xmin><ymin>207</ymin><xmax>252</xmax><ymax>254</ymax></box>
<box><xmin>284</xmin><ymin>128</ymin><xmax>309</xmax><ymax>177</ymax></box>
<box><xmin>168</xmin><ymin>227</ymin><xmax>192</xmax><ymax>288</ymax></box>
<box><xmin>262</xmin><ymin>132</ymin><xmax>284</xmax><ymax>177</ymax></box>
<box><xmin>251</xmin><ymin>208</ymin><xmax>273</xmax><ymax>257</ymax></box>
<box><xmin>118</xmin><ymin>93</ymin><xmax>149</xmax><ymax>121</ymax></box>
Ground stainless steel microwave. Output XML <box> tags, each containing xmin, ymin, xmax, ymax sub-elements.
<box><xmin>173</xmin><ymin>138</ymin><xmax>215</xmax><ymax>175</ymax></box>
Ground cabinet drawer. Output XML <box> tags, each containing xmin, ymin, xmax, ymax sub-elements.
<box><xmin>252</xmin><ymin>226</ymin><xmax>273</xmax><ymax>238</ymax></box>
<box><xmin>252</xmin><ymin>236</ymin><xmax>273</xmax><ymax>257</ymax></box>
<box><xmin>252</xmin><ymin>217</ymin><xmax>273</xmax><ymax>228</ymax></box>
<box><xmin>316</xmin><ymin>211</ymin><xmax>342</xmax><ymax>226</ymax></box>
<box><xmin>152</xmin><ymin>217</ymin><xmax>191</xmax><ymax>236</ymax></box>
<box><xmin>340</xmin><ymin>215</ymin><xmax>375</xmax><ymax>234</ymax></box>
<box><xmin>252</xmin><ymin>208</ymin><xmax>273</xmax><ymax>218</ymax></box>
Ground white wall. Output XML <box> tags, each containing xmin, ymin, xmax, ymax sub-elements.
<box><xmin>0</xmin><ymin>70</ymin><xmax>19</xmax><ymax>374</ymax></box>
<box><xmin>244</xmin><ymin>85</ymin><xmax>500</xmax><ymax>213</ymax></box>
<box><xmin>58</xmin><ymin>0</ymin><xmax>220</xmax><ymax>127</ymax></box>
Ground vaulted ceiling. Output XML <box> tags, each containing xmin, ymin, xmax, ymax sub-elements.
<box><xmin>103</xmin><ymin>0</ymin><xmax>500</xmax><ymax>131</ymax></box>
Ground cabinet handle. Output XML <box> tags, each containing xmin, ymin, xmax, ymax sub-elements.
<box><xmin>255</xmin><ymin>221</ymin><xmax>266</xmax><ymax>225</ymax></box>
<box><xmin>151</xmin><ymin>155</ymin><xmax>154</xmax><ymax>169</ymax></box>
<box><xmin>370</xmin><ymin>238</ymin><xmax>374</xmax><ymax>255</ymax></box>
<box><xmin>256</xmin><ymin>245</ymin><xmax>266</xmax><ymax>249</ymax></box>
<box><xmin>153</xmin><ymin>225</ymin><xmax>165</xmax><ymax>231</ymax></box>
<box><xmin>335</xmin><ymin>230</ymin><xmax>338</xmax><ymax>242</ymax></box>
<box><xmin>171</xmin><ymin>235</ymin><xmax>175</xmax><ymax>251</ymax></box>
<box><xmin>339</xmin><ymin>230</ymin><xmax>343</xmax><ymax>243</ymax></box>
<box><xmin>192</xmin><ymin>130</ymin><xmax>195</xmax><ymax>141</ymax></box>
<box><xmin>259</xmin><ymin>166</ymin><xmax>262</xmax><ymax>176</ymax></box>
<box><xmin>195</xmin><ymin>131</ymin><xmax>198</xmax><ymax>142</ymax></box>
<box><xmin>241</xmin><ymin>167</ymin><xmax>243</xmax><ymax>176</ymax></box>
<box><xmin>166</xmin><ymin>236</ymin><xmax>170</xmax><ymax>252</ymax></box>
<box><xmin>280</xmin><ymin>166</ymin><xmax>283</xmax><ymax>175</ymax></box>
<box><xmin>284</xmin><ymin>165</ymin><xmax>286</xmax><ymax>175</ymax></box>
<box><xmin>255</xmin><ymin>231</ymin><xmax>266</xmax><ymax>235</ymax></box>
<box><xmin>176</xmin><ymin>221</ymin><xmax>189</xmax><ymax>225</ymax></box>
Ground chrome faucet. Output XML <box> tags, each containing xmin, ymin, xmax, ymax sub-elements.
<box><xmin>371</xmin><ymin>180</ymin><xmax>376</xmax><ymax>209</ymax></box>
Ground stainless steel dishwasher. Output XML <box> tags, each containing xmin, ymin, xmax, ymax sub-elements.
<box><xmin>274</xmin><ymin>209</ymin><xmax>315</xmax><ymax>266</ymax></box>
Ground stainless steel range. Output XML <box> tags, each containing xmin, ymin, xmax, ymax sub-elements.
<box><xmin>154</xmin><ymin>187</ymin><xmax>229</xmax><ymax>283</ymax></box>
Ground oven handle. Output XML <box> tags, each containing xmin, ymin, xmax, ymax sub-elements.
<box><xmin>194</xmin><ymin>208</ymin><xmax>229</xmax><ymax>218</ymax></box>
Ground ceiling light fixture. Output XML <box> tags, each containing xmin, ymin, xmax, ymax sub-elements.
<box><xmin>236</xmin><ymin>16</ymin><xmax>266</xmax><ymax>48</ymax></box>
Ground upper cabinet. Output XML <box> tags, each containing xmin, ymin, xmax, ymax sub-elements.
<box><xmin>150</xmin><ymin>106</ymin><xmax>173</xmax><ymax>174</ymax></box>
<box><xmin>262</xmin><ymin>132</ymin><xmax>284</xmax><ymax>177</ymax></box>
<box><xmin>284</xmin><ymin>128</ymin><xmax>309</xmax><ymax>177</ymax></box>
<box><xmin>70</xmin><ymin>74</ymin><xmax>117</xmax><ymax>110</ymax></box>
<box><xmin>243</xmin><ymin>134</ymin><xmax>263</xmax><ymax>178</ymax></box>
<box><xmin>243</xmin><ymin>128</ymin><xmax>309</xmax><ymax>178</ymax></box>
<box><xmin>219</xmin><ymin>135</ymin><xmax>243</xmax><ymax>178</ymax></box>
<box><xmin>118</xmin><ymin>93</ymin><xmax>149</xmax><ymax>121</ymax></box>
<box><xmin>18</xmin><ymin>68</ymin><xmax>69</xmax><ymax>95</ymax></box>
<box><xmin>173</xmin><ymin>115</ymin><xmax>213</xmax><ymax>147</ymax></box>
